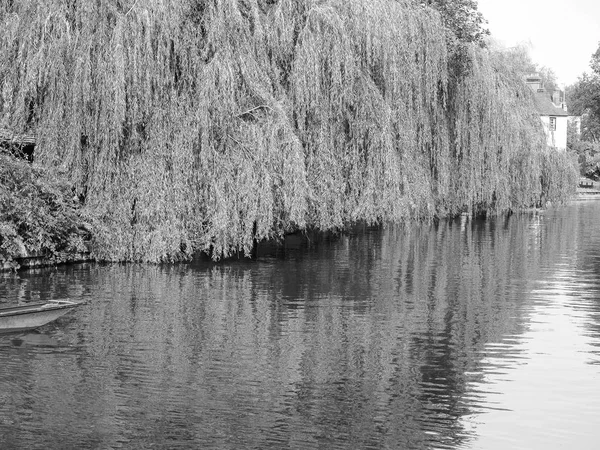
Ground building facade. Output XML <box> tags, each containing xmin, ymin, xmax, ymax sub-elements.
<box><xmin>525</xmin><ymin>74</ymin><xmax>568</xmax><ymax>151</ymax></box>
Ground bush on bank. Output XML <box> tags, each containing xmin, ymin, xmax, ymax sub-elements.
<box><xmin>0</xmin><ymin>154</ymin><xmax>88</xmax><ymax>269</ymax></box>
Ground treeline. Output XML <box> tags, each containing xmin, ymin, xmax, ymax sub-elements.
<box><xmin>566</xmin><ymin>42</ymin><xmax>600</xmax><ymax>177</ymax></box>
<box><xmin>0</xmin><ymin>0</ymin><xmax>577</xmax><ymax>263</ymax></box>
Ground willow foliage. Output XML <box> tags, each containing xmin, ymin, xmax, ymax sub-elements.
<box><xmin>0</xmin><ymin>0</ymin><xmax>577</xmax><ymax>262</ymax></box>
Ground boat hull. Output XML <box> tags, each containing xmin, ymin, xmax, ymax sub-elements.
<box><xmin>0</xmin><ymin>300</ymin><xmax>79</xmax><ymax>333</ymax></box>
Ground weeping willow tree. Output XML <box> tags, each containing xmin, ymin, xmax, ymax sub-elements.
<box><xmin>0</xmin><ymin>0</ymin><xmax>577</xmax><ymax>263</ymax></box>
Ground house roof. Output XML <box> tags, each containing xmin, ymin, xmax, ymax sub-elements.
<box><xmin>532</xmin><ymin>91</ymin><xmax>568</xmax><ymax>117</ymax></box>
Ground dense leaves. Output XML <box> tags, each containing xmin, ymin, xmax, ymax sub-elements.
<box><xmin>566</xmin><ymin>42</ymin><xmax>600</xmax><ymax>176</ymax></box>
<box><xmin>567</xmin><ymin>73</ymin><xmax>600</xmax><ymax>142</ymax></box>
<box><xmin>420</xmin><ymin>0</ymin><xmax>489</xmax><ymax>45</ymax></box>
<box><xmin>0</xmin><ymin>0</ymin><xmax>577</xmax><ymax>263</ymax></box>
<box><xmin>0</xmin><ymin>154</ymin><xmax>88</xmax><ymax>269</ymax></box>
<box><xmin>567</xmin><ymin>42</ymin><xmax>600</xmax><ymax>141</ymax></box>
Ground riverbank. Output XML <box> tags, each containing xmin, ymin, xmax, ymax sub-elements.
<box><xmin>3</xmin><ymin>201</ymin><xmax>600</xmax><ymax>450</ymax></box>
<box><xmin>1</xmin><ymin>252</ymin><xmax>92</xmax><ymax>272</ymax></box>
<box><xmin>1</xmin><ymin>202</ymin><xmax>584</xmax><ymax>273</ymax></box>
<box><xmin>1</xmin><ymin>227</ymin><xmax>346</xmax><ymax>272</ymax></box>
<box><xmin>576</xmin><ymin>178</ymin><xmax>600</xmax><ymax>197</ymax></box>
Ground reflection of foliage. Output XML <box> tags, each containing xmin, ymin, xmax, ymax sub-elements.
<box><xmin>0</xmin><ymin>155</ymin><xmax>88</xmax><ymax>269</ymax></box>
<box><xmin>0</xmin><ymin>0</ymin><xmax>577</xmax><ymax>262</ymax></box>
<box><xmin>0</xmin><ymin>208</ymin><xmax>586</xmax><ymax>448</ymax></box>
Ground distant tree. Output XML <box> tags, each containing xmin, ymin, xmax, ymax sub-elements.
<box><xmin>567</xmin><ymin>53</ymin><xmax>600</xmax><ymax>143</ymax></box>
<box><xmin>569</xmin><ymin>139</ymin><xmax>600</xmax><ymax>178</ymax></box>
<box><xmin>488</xmin><ymin>42</ymin><xmax>535</xmax><ymax>71</ymax></box>
<box><xmin>565</xmin><ymin>42</ymin><xmax>600</xmax><ymax>177</ymax></box>
<box><xmin>491</xmin><ymin>43</ymin><xmax>559</xmax><ymax>90</ymax></box>
<box><xmin>567</xmin><ymin>118</ymin><xmax>579</xmax><ymax>149</ymax></box>
<box><xmin>590</xmin><ymin>42</ymin><xmax>600</xmax><ymax>75</ymax></box>
<box><xmin>538</xmin><ymin>66</ymin><xmax>559</xmax><ymax>92</ymax></box>
<box><xmin>567</xmin><ymin>74</ymin><xmax>600</xmax><ymax>116</ymax></box>
<box><xmin>420</xmin><ymin>0</ymin><xmax>490</xmax><ymax>45</ymax></box>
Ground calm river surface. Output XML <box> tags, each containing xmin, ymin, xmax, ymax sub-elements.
<box><xmin>2</xmin><ymin>200</ymin><xmax>600</xmax><ymax>449</ymax></box>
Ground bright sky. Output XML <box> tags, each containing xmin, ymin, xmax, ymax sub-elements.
<box><xmin>478</xmin><ymin>0</ymin><xmax>600</xmax><ymax>87</ymax></box>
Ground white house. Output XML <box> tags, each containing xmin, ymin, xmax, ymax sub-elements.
<box><xmin>525</xmin><ymin>74</ymin><xmax>568</xmax><ymax>151</ymax></box>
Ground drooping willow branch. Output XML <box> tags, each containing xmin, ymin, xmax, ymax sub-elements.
<box><xmin>0</xmin><ymin>0</ymin><xmax>577</xmax><ymax>262</ymax></box>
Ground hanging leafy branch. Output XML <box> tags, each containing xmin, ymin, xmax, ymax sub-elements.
<box><xmin>418</xmin><ymin>0</ymin><xmax>489</xmax><ymax>45</ymax></box>
<box><xmin>0</xmin><ymin>0</ymin><xmax>576</xmax><ymax>264</ymax></box>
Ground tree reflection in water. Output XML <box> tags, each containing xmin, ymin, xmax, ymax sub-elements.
<box><xmin>2</xmin><ymin>203</ymin><xmax>600</xmax><ymax>449</ymax></box>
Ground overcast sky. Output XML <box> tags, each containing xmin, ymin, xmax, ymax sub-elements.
<box><xmin>478</xmin><ymin>0</ymin><xmax>600</xmax><ymax>87</ymax></box>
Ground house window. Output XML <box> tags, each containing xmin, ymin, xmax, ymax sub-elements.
<box><xmin>549</xmin><ymin>116</ymin><xmax>557</xmax><ymax>131</ymax></box>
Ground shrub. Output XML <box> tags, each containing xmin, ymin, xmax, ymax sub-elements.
<box><xmin>0</xmin><ymin>154</ymin><xmax>88</xmax><ymax>268</ymax></box>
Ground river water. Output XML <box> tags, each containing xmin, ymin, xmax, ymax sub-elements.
<box><xmin>2</xmin><ymin>200</ymin><xmax>600</xmax><ymax>449</ymax></box>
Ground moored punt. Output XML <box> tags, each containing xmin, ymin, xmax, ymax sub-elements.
<box><xmin>0</xmin><ymin>300</ymin><xmax>80</xmax><ymax>333</ymax></box>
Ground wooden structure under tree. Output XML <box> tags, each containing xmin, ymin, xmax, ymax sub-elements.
<box><xmin>0</xmin><ymin>128</ymin><xmax>36</xmax><ymax>161</ymax></box>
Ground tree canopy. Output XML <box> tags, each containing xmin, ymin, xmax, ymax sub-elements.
<box><xmin>565</xmin><ymin>42</ymin><xmax>600</xmax><ymax>177</ymax></box>
<box><xmin>0</xmin><ymin>0</ymin><xmax>576</xmax><ymax>264</ymax></box>
<box><xmin>489</xmin><ymin>42</ymin><xmax>559</xmax><ymax>91</ymax></box>
<box><xmin>567</xmin><ymin>42</ymin><xmax>600</xmax><ymax>142</ymax></box>
<box><xmin>420</xmin><ymin>0</ymin><xmax>489</xmax><ymax>45</ymax></box>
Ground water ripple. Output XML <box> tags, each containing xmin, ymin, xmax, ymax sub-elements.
<box><xmin>2</xmin><ymin>204</ymin><xmax>600</xmax><ymax>448</ymax></box>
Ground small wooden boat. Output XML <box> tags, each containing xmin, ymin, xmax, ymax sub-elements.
<box><xmin>0</xmin><ymin>300</ymin><xmax>80</xmax><ymax>333</ymax></box>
